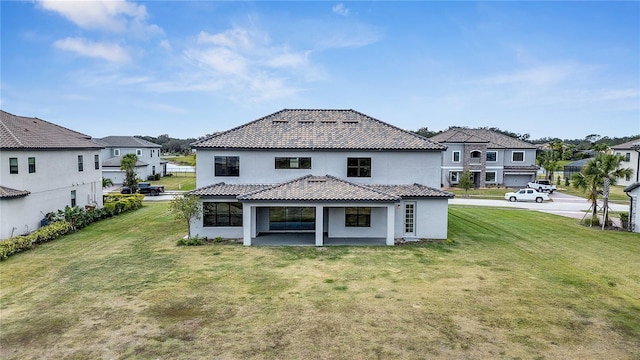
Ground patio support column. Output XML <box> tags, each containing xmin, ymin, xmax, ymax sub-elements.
<box><xmin>386</xmin><ymin>204</ymin><xmax>395</xmax><ymax>246</ymax></box>
<box><xmin>243</xmin><ymin>204</ymin><xmax>253</xmax><ymax>246</ymax></box>
<box><xmin>315</xmin><ymin>205</ymin><xmax>324</xmax><ymax>246</ymax></box>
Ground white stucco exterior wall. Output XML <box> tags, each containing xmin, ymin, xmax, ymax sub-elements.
<box><xmin>195</xmin><ymin>150</ymin><xmax>442</xmax><ymax>188</ymax></box>
<box><xmin>1</xmin><ymin>149</ymin><xmax>103</xmax><ymax>239</ymax></box>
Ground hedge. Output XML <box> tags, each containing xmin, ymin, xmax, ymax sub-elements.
<box><xmin>0</xmin><ymin>194</ymin><xmax>144</xmax><ymax>261</ymax></box>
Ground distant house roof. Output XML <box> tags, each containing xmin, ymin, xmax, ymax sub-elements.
<box><xmin>191</xmin><ymin>109</ymin><xmax>446</xmax><ymax>151</ymax></box>
<box><xmin>0</xmin><ymin>110</ymin><xmax>102</xmax><ymax>150</ymax></box>
<box><xmin>101</xmin><ymin>157</ymin><xmax>149</xmax><ymax>167</ymax></box>
<box><xmin>564</xmin><ymin>158</ymin><xmax>595</xmax><ymax>169</ymax></box>
<box><xmin>624</xmin><ymin>183</ymin><xmax>640</xmax><ymax>193</ymax></box>
<box><xmin>429</xmin><ymin>128</ymin><xmax>536</xmax><ymax>149</ymax></box>
<box><xmin>190</xmin><ymin>176</ymin><xmax>453</xmax><ymax>202</ymax></box>
<box><xmin>612</xmin><ymin>138</ymin><xmax>640</xmax><ymax>150</ymax></box>
<box><xmin>0</xmin><ymin>186</ymin><xmax>30</xmax><ymax>199</ymax></box>
<box><xmin>96</xmin><ymin>136</ymin><xmax>161</xmax><ymax>148</ymax></box>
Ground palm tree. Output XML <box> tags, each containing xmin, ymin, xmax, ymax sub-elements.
<box><xmin>536</xmin><ymin>150</ymin><xmax>558</xmax><ymax>181</ymax></box>
<box><xmin>120</xmin><ymin>154</ymin><xmax>139</xmax><ymax>190</ymax></box>
<box><xmin>572</xmin><ymin>153</ymin><xmax>632</xmax><ymax>226</ymax></box>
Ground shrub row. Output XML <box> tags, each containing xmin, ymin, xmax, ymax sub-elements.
<box><xmin>0</xmin><ymin>194</ymin><xmax>144</xmax><ymax>261</ymax></box>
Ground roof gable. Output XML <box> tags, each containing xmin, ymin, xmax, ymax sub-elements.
<box><xmin>191</xmin><ymin>109</ymin><xmax>446</xmax><ymax>151</ymax></box>
<box><xmin>612</xmin><ymin>138</ymin><xmax>640</xmax><ymax>150</ymax></box>
<box><xmin>0</xmin><ymin>110</ymin><xmax>102</xmax><ymax>150</ymax></box>
<box><xmin>430</xmin><ymin>128</ymin><xmax>536</xmax><ymax>149</ymax></box>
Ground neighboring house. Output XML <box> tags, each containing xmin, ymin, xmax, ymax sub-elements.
<box><xmin>612</xmin><ymin>139</ymin><xmax>640</xmax><ymax>186</ymax></box>
<box><xmin>429</xmin><ymin>128</ymin><xmax>538</xmax><ymax>188</ymax></box>
<box><xmin>624</xmin><ymin>183</ymin><xmax>640</xmax><ymax>233</ymax></box>
<box><xmin>0</xmin><ymin>110</ymin><xmax>103</xmax><ymax>239</ymax></box>
<box><xmin>189</xmin><ymin>109</ymin><xmax>453</xmax><ymax>246</ymax></box>
<box><xmin>96</xmin><ymin>136</ymin><xmax>167</xmax><ymax>183</ymax></box>
<box><xmin>563</xmin><ymin>158</ymin><xmax>594</xmax><ymax>180</ymax></box>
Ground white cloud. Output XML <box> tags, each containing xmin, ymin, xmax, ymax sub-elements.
<box><xmin>332</xmin><ymin>3</ymin><xmax>349</xmax><ymax>16</ymax></box>
<box><xmin>198</xmin><ymin>29</ymin><xmax>252</xmax><ymax>50</ymax></box>
<box><xmin>53</xmin><ymin>37</ymin><xmax>131</xmax><ymax>63</ymax></box>
<box><xmin>38</xmin><ymin>0</ymin><xmax>161</xmax><ymax>36</ymax></box>
<box><xmin>159</xmin><ymin>40</ymin><xmax>172</xmax><ymax>51</ymax></box>
<box><xmin>186</xmin><ymin>47</ymin><xmax>248</xmax><ymax>76</ymax></box>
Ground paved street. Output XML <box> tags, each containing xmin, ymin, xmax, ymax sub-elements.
<box><xmin>450</xmin><ymin>192</ymin><xmax>629</xmax><ymax>223</ymax></box>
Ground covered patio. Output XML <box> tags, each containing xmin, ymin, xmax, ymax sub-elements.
<box><xmin>251</xmin><ymin>232</ymin><xmax>388</xmax><ymax>246</ymax></box>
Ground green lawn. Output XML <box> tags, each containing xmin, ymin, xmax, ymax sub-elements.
<box><xmin>556</xmin><ymin>184</ymin><xmax>630</xmax><ymax>203</ymax></box>
<box><xmin>149</xmin><ymin>172</ymin><xmax>196</xmax><ymax>191</ymax></box>
<box><xmin>162</xmin><ymin>154</ymin><xmax>196</xmax><ymax>166</ymax></box>
<box><xmin>1</xmin><ymin>203</ymin><xmax>639</xmax><ymax>359</ymax></box>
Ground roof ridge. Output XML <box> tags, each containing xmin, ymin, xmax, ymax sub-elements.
<box><xmin>0</xmin><ymin>111</ymin><xmax>24</xmax><ymax>147</ymax></box>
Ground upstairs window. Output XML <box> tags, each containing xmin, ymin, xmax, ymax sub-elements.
<box><xmin>9</xmin><ymin>158</ymin><xmax>18</xmax><ymax>174</ymax></box>
<box><xmin>28</xmin><ymin>157</ymin><xmax>36</xmax><ymax>173</ymax></box>
<box><xmin>625</xmin><ymin>152</ymin><xmax>631</xmax><ymax>162</ymax></box>
<box><xmin>114</xmin><ymin>149</ymin><xmax>120</xmax><ymax>156</ymax></box>
<box><xmin>215</xmin><ymin>156</ymin><xmax>240</xmax><ymax>176</ymax></box>
<box><xmin>347</xmin><ymin>157</ymin><xmax>371</xmax><ymax>177</ymax></box>
<box><xmin>512</xmin><ymin>151</ymin><xmax>524</xmax><ymax>162</ymax></box>
<box><xmin>345</xmin><ymin>207</ymin><xmax>371</xmax><ymax>227</ymax></box>
<box><xmin>452</xmin><ymin>151</ymin><xmax>460</xmax><ymax>162</ymax></box>
<box><xmin>136</xmin><ymin>149</ymin><xmax>142</xmax><ymax>156</ymax></box>
<box><xmin>486</xmin><ymin>151</ymin><xmax>497</xmax><ymax>162</ymax></box>
<box><xmin>70</xmin><ymin>190</ymin><xmax>77</xmax><ymax>207</ymax></box>
<box><xmin>78</xmin><ymin>155</ymin><xmax>84</xmax><ymax>172</ymax></box>
<box><xmin>94</xmin><ymin>154</ymin><xmax>100</xmax><ymax>170</ymax></box>
<box><xmin>275</xmin><ymin>157</ymin><xmax>311</xmax><ymax>169</ymax></box>
<box><xmin>150</xmin><ymin>149</ymin><xmax>153</xmax><ymax>158</ymax></box>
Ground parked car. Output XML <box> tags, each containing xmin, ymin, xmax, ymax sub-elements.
<box><xmin>120</xmin><ymin>186</ymin><xmax>133</xmax><ymax>194</ymax></box>
<box><xmin>504</xmin><ymin>188</ymin><xmax>550</xmax><ymax>203</ymax></box>
<box><xmin>527</xmin><ymin>180</ymin><xmax>556</xmax><ymax>193</ymax></box>
<box><xmin>136</xmin><ymin>182</ymin><xmax>165</xmax><ymax>196</ymax></box>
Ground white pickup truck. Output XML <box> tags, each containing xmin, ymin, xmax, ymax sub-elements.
<box><xmin>527</xmin><ymin>180</ymin><xmax>556</xmax><ymax>193</ymax></box>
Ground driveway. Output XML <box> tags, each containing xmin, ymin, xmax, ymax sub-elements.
<box><xmin>449</xmin><ymin>192</ymin><xmax>628</xmax><ymax>223</ymax></box>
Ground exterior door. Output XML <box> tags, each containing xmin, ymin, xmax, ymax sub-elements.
<box><xmin>404</xmin><ymin>202</ymin><xmax>416</xmax><ymax>237</ymax></box>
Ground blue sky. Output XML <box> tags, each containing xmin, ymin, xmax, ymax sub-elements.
<box><xmin>2</xmin><ymin>1</ymin><xmax>638</xmax><ymax>140</ymax></box>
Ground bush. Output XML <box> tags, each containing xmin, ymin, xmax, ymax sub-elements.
<box><xmin>1</xmin><ymin>194</ymin><xmax>144</xmax><ymax>261</ymax></box>
<box><xmin>176</xmin><ymin>235</ymin><xmax>205</xmax><ymax>246</ymax></box>
<box><xmin>620</xmin><ymin>212</ymin><xmax>629</xmax><ymax>230</ymax></box>
<box><xmin>0</xmin><ymin>221</ymin><xmax>72</xmax><ymax>260</ymax></box>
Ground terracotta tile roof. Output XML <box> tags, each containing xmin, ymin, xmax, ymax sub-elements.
<box><xmin>189</xmin><ymin>183</ymin><xmax>271</xmax><ymax>197</ymax></box>
<box><xmin>96</xmin><ymin>136</ymin><xmax>161</xmax><ymax>148</ymax></box>
<box><xmin>237</xmin><ymin>175</ymin><xmax>401</xmax><ymax>202</ymax></box>
<box><xmin>0</xmin><ymin>110</ymin><xmax>102</xmax><ymax>150</ymax></box>
<box><xmin>430</xmin><ymin>128</ymin><xmax>536</xmax><ymax>149</ymax></box>
<box><xmin>191</xmin><ymin>109</ymin><xmax>446</xmax><ymax>151</ymax></box>
<box><xmin>612</xmin><ymin>138</ymin><xmax>640</xmax><ymax>150</ymax></box>
<box><xmin>0</xmin><ymin>186</ymin><xmax>30</xmax><ymax>199</ymax></box>
<box><xmin>368</xmin><ymin>184</ymin><xmax>454</xmax><ymax>198</ymax></box>
<box><xmin>190</xmin><ymin>176</ymin><xmax>453</xmax><ymax>202</ymax></box>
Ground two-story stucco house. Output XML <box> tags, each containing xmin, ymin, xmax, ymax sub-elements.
<box><xmin>189</xmin><ymin>109</ymin><xmax>453</xmax><ymax>246</ymax></box>
<box><xmin>612</xmin><ymin>139</ymin><xmax>640</xmax><ymax>186</ymax></box>
<box><xmin>430</xmin><ymin>128</ymin><xmax>538</xmax><ymax>188</ymax></box>
<box><xmin>0</xmin><ymin>110</ymin><xmax>103</xmax><ymax>239</ymax></box>
<box><xmin>96</xmin><ymin>136</ymin><xmax>167</xmax><ymax>183</ymax></box>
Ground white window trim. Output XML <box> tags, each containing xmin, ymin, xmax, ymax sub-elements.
<box><xmin>449</xmin><ymin>171</ymin><xmax>459</xmax><ymax>183</ymax></box>
<box><xmin>136</xmin><ymin>149</ymin><xmax>142</xmax><ymax>156</ymax></box>
<box><xmin>486</xmin><ymin>151</ymin><xmax>498</xmax><ymax>162</ymax></box>
<box><xmin>114</xmin><ymin>149</ymin><xmax>120</xmax><ymax>156</ymax></box>
<box><xmin>485</xmin><ymin>171</ymin><xmax>497</xmax><ymax>183</ymax></box>
<box><xmin>512</xmin><ymin>151</ymin><xmax>525</xmax><ymax>162</ymax></box>
<box><xmin>452</xmin><ymin>151</ymin><xmax>461</xmax><ymax>163</ymax></box>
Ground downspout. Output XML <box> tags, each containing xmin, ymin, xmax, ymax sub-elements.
<box><xmin>633</xmin><ymin>144</ymin><xmax>640</xmax><ymax>182</ymax></box>
<box><xmin>627</xmin><ymin>192</ymin><xmax>634</xmax><ymax>232</ymax></box>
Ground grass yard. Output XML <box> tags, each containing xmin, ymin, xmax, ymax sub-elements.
<box><xmin>148</xmin><ymin>172</ymin><xmax>196</xmax><ymax>191</ymax></box>
<box><xmin>1</xmin><ymin>203</ymin><xmax>639</xmax><ymax>359</ymax></box>
<box><xmin>556</xmin><ymin>184</ymin><xmax>630</xmax><ymax>204</ymax></box>
<box><xmin>162</xmin><ymin>154</ymin><xmax>196</xmax><ymax>166</ymax></box>
<box><xmin>446</xmin><ymin>187</ymin><xmax>510</xmax><ymax>199</ymax></box>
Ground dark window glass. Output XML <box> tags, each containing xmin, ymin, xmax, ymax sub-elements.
<box><xmin>625</xmin><ymin>153</ymin><xmax>631</xmax><ymax>162</ymax></box>
<box><xmin>94</xmin><ymin>154</ymin><xmax>100</xmax><ymax>170</ymax></box>
<box><xmin>215</xmin><ymin>156</ymin><xmax>239</xmax><ymax>176</ymax></box>
<box><xmin>9</xmin><ymin>158</ymin><xmax>18</xmax><ymax>174</ymax></box>
<box><xmin>347</xmin><ymin>157</ymin><xmax>371</xmax><ymax>177</ymax></box>
<box><xmin>78</xmin><ymin>155</ymin><xmax>84</xmax><ymax>171</ymax></box>
<box><xmin>71</xmin><ymin>190</ymin><xmax>77</xmax><ymax>207</ymax></box>
<box><xmin>28</xmin><ymin>157</ymin><xmax>36</xmax><ymax>173</ymax></box>
<box><xmin>512</xmin><ymin>152</ymin><xmax>524</xmax><ymax>162</ymax></box>
<box><xmin>275</xmin><ymin>157</ymin><xmax>311</xmax><ymax>169</ymax></box>
<box><xmin>203</xmin><ymin>202</ymin><xmax>243</xmax><ymax>227</ymax></box>
<box><xmin>269</xmin><ymin>207</ymin><xmax>315</xmax><ymax>230</ymax></box>
<box><xmin>453</xmin><ymin>152</ymin><xmax>460</xmax><ymax>162</ymax></box>
<box><xmin>345</xmin><ymin>207</ymin><xmax>371</xmax><ymax>227</ymax></box>
<box><xmin>486</xmin><ymin>152</ymin><xmax>497</xmax><ymax>162</ymax></box>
